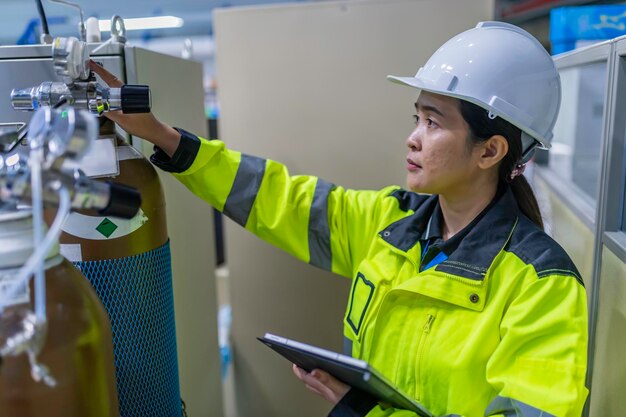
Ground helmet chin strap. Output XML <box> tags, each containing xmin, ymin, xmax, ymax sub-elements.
<box><xmin>520</xmin><ymin>131</ymin><xmax>538</xmax><ymax>164</ymax></box>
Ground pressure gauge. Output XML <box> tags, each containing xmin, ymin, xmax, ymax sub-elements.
<box><xmin>27</xmin><ymin>106</ymin><xmax>96</xmax><ymax>168</ymax></box>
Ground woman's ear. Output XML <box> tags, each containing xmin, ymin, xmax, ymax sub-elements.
<box><xmin>477</xmin><ymin>135</ymin><xmax>508</xmax><ymax>170</ymax></box>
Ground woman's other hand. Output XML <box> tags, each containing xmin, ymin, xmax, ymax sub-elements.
<box><xmin>292</xmin><ymin>364</ymin><xmax>350</xmax><ymax>405</ymax></box>
<box><xmin>88</xmin><ymin>60</ymin><xmax>180</xmax><ymax>157</ymax></box>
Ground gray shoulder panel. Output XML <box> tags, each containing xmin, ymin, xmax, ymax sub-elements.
<box><xmin>505</xmin><ymin>216</ymin><xmax>584</xmax><ymax>286</ymax></box>
<box><xmin>389</xmin><ymin>189</ymin><xmax>431</xmax><ymax>212</ymax></box>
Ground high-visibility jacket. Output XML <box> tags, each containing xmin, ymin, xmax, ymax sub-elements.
<box><xmin>153</xmin><ymin>130</ymin><xmax>588</xmax><ymax>417</ymax></box>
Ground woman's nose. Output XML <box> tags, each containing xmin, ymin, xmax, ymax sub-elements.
<box><xmin>406</xmin><ymin>127</ymin><xmax>421</xmax><ymax>149</ymax></box>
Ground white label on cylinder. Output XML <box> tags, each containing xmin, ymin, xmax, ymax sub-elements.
<box><xmin>59</xmin><ymin>243</ymin><xmax>83</xmax><ymax>262</ymax></box>
<box><xmin>0</xmin><ymin>271</ymin><xmax>30</xmax><ymax>307</ymax></box>
<box><xmin>62</xmin><ymin>136</ymin><xmax>119</xmax><ymax>178</ymax></box>
<box><xmin>62</xmin><ymin>209</ymin><xmax>149</xmax><ymax>240</ymax></box>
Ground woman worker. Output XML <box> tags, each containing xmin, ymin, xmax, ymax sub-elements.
<box><xmin>91</xmin><ymin>21</ymin><xmax>587</xmax><ymax>417</ymax></box>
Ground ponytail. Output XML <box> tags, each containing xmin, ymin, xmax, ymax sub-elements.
<box><xmin>510</xmin><ymin>175</ymin><xmax>543</xmax><ymax>230</ymax></box>
<box><xmin>459</xmin><ymin>100</ymin><xmax>544</xmax><ymax>230</ymax></box>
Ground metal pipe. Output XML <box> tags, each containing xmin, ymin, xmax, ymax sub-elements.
<box><xmin>35</xmin><ymin>0</ymin><xmax>50</xmax><ymax>36</ymax></box>
<box><xmin>30</xmin><ymin>141</ymin><xmax>46</xmax><ymax>321</ymax></box>
<box><xmin>0</xmin><ymin>187</ymin><xmax>70</xmax><ymax>314</ymax></box>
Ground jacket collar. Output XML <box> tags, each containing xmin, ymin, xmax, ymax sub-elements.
<box><xmin>380</xmin><ymin>186</ymin><xmax>519</xmax><ymax>280</ymax></box>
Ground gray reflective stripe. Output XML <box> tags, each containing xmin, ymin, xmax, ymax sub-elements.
<box><xmin>343</xmin><ymin>336</ymin><xmax>353</xmax><ymax>357</ymax></box>
<box><xmin>308</xmin><ymin>178</ymin><xmax>334</xmax><ymax>270</ymax></box>
<box><xmin>485</xmin><ymin>396</ymin><xmax>556</xmax><ymax>417</ymax></box>
<box><xmin>223</xmin><ymin>154</ymin><xmax>266</xmax><ymax>227</ymax></box>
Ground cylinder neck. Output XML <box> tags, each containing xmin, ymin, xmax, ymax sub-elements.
<box><xmin>0</xmin><ymin>210</ymin><xmax>59</xmax><ymax>270</ymax></box>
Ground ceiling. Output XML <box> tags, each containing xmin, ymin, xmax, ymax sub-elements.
<box><xmin>0</xmin><ymin>0</ymin><xmax>316</xmax><ymax>44</ymax></box>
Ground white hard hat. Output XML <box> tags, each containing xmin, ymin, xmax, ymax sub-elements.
<box><xmin>388</xmin><ymin>21</ymin><xmax>560</xmax><ymax>154</ymax></box>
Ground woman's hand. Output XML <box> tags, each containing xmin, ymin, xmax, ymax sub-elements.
<box><xmin>88</xmin><ymin>60</ymin><xmax>181</xmax><ymax>157</ymax></box>
<box><xmin>292</xmin><ymin>364</ymin><xmax>350</xmax><ymax>405</ymax></box>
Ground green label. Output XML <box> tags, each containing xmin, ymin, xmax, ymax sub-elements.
<box><xmin>96</xmin><ymin>218</ymin><xmax>118</xmax><ymax>238</ymax></box>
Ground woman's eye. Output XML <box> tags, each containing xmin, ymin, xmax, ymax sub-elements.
<box><xmin>413</xmin><ymin>115</ymin><xmax>437</xmax><ymax>128</ymax></box>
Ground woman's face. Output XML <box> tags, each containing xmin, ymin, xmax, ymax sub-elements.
<box><xmin>405</xmin><ymin>92</ymin><xmax>483</xmax><ymax>196</ymax></box>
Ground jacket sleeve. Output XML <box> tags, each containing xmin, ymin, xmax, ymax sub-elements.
<box><xmin>165</xmin><ymin>134</ymin><xmax>399</xmax><ymax>277</ymax></box>
<box><xmin>330</xmin><ymin>272</ymin><xmax>588</xmax><ymax>417</ymax></box>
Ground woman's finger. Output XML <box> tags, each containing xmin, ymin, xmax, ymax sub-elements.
<box><xmin>304</xmin><ymin>383</ymin><xmax>324</xmax><ymax>396</ymax></box>
<box><xmin>310</xmin><ymin>369</ymin><xmax>349</xmax><ymax>403</ymax></box>
<box><xmin>304</xmin><ymin>375</ymin><xmax>335</xmax><ymax>400</ymax></box>
<box><xmin>292</xmin><ymin>364</ymin><xmax>306</xmax><ymax>380</ymax></box>
<box><xmin>292</xmin><ymin>365</ymin><xmax>347</xmax><ymax>403</ymax></box>
<box><xmin>89</xmin><ymin>60</ymin><xmax>124</xmax><ymax>88</ymax></box>
<box><xmin>293</xmin><ymin>365</ymin><xmax>330</xmax><ymax>397</ymax></box>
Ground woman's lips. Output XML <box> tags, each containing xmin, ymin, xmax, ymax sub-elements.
<box><xmin>407</xmin><ymin>158</ymin><xmax>421</xmax><ymax>172</ymax></box>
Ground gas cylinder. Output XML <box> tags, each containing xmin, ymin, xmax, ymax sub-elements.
<box><xmin>53</xmin><ymin>118</ymin><xmax>181</xmax><ymax>417</ymax></box>
<box><xmin>0</xmin><ymin>210</ymin><xmax>119</xmax><ymax>417</ymax></box>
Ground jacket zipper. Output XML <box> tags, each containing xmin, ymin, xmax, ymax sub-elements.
<box><xmin>415</xmin><ymin>314</ymin><xmax>435</xmax><ymax>401</ymax></box>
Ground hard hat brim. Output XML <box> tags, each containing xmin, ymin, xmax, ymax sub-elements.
<box><xmin>386</xmin><ymin>75</ymin><xmax>551</xmax><ymax>150</ymax></box>
<box><xmin>387</xmin><ymin>75</ymin><xmax>428</xmax><ymax>91</ymax></box>
<box><xmin>387</xmin><ymin>74</ymin><xmax>483</xmax><ymax>110</ymax></box>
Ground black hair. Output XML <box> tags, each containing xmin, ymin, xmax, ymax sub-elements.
<box><xmin>458</xmin><ymin>100</ymin><xmax>544</xmax><ymax>230</ymax></box>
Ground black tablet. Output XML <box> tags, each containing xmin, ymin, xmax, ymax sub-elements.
<box><xmin>258</xmin><ymin>333</ymin><xmax>434</xmax><ymax>417</ymax></box>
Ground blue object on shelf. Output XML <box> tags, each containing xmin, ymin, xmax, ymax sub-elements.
<box><xmin>218</xmin><ymin>304</ymin><xmax>232</xmax><ymax>380</ymax></box>
<box><xmin>550</xmin><ymin>5</ymin><xmax>626</xmax><ymax>55</ymax></box>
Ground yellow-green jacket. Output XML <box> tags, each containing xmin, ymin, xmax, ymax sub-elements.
<box><xmin>153</xmin><ymin>130</ymin><xmax>588</xmax><ymax>417</ymax></box>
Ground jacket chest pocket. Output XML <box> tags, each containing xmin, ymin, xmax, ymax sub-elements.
<box><xmin>343</xmin><ymin>263</ymin><xmax>398</xmax><ymax>356</ymax></box>
<box><xmin>346</xmin><ymin>272</ymin><xmax>375</xmax><ymax>336</ymax></box>
<box><xmin>343</xmin><ymin>251</ymin><xmax>413</xmax><ymax>356</ymax></box>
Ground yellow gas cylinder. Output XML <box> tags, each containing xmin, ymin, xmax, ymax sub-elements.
<box><xmin>0</xmin><ymin>210</ymin><xmax>119</xmax><ymax>417</ymax></box>
<box><xmin>54</xmin><ymin>118</ymin><xmax>181</xmax><ymax>417</ymax></box>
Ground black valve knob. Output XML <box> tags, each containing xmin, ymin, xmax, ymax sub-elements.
<box><xmin>98</xmin><ymin>182</ymin><xmax>142</xmax><ymax>219</ymax></box>
<box><xmin>120</xmin><ymin>85</ymin><xmax>151</xmax><ymax>114</ymax></box>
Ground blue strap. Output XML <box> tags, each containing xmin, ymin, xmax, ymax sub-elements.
<box><xmin>424</xmin><ymin>251</ymin><xmax>448</xmax><ymax>271</ymax></box>
<box><xmin>421</xmin><ymin>240</ymin><xmax>448</xmax><ymax>271</ymax></box>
